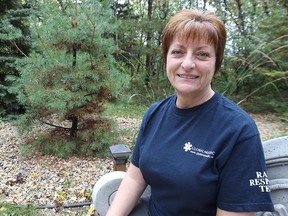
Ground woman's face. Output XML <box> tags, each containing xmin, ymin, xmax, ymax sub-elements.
<box><xmin>166</xmin><ymin>37</ymin><xmax>216</xmax><ymax>100</ymax></box>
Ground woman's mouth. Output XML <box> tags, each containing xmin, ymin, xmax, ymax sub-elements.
<box><xmin>178</xmin><ymin>74</ymin><xmax>199</xmax><ymax>79</ymax></box>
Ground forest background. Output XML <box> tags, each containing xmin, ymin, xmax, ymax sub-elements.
<box><xmin>0</xmin><ymin>0</ymin><xmax>287</xmax><ymax>158</ymax></box>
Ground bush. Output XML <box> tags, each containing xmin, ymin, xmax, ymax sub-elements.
<box><xmin>0</xmin><ymin>82</ymin><xmax>24</xmax><ymax>119</ymax></box>
<box><xmin>215</xmin><ymin>69</ymin><xmax>288</xmax><ymax>116</ymax></box>
<box><xmin>21</xmin><ymin>117</ymin><xmax>121</xmax><ymax>158</ymax></box>
<box><xmin>124</xmin><ymin>71</ymin><xmax>174</xmax><ymax>107</ymax></box>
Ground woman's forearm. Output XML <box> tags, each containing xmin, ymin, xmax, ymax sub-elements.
<box><xmin>216</xmin><ymin>208</ymin><xmax>255</xmax><ymax>216</ymax></box>
<box><xmin>106</xmin><ymin>164</ymin><xmax>148</xmax><ymax>216</ymax></box>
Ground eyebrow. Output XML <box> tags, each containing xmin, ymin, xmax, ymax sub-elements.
<box><xmin>170</xmin><ymin>43</ymin><xmax>212</xmax><ymax>50</ymax></box>
<box><xmin>194</xmin><ymin>45</ymin><xmax>212</xmax><ymax>51</ymax></box>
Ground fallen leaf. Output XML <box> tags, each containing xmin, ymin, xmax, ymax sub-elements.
<box><xmin>87</xmin><ymin>204</ymin><xmax>97</xmax><ymax>216</ymax></box>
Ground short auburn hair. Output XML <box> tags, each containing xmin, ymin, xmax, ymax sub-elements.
<box><xmin>162</xmin><ymin>9</ymin><xmax>226</xmax><ymax>75</ymax></box>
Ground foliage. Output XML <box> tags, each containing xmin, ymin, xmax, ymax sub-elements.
<box><xmin>21</xmin><ymin>117</ymin><xmax>120</xmax><ymax>158</ymax></box>
<box><xmin>111</xmin><ymin>0</ymin><xmax>288</xmax><ymax>116</ymax></box>
<box><xmin>0</xmin><ymin>202</ymin><xmax>37</xmax><ymax>216</ymax></box>
<box><xmin>0</xmin><ymin>84</ymin><xmax>24</xmax><ymax>119</ymax></box>
<box><xmin>9</xmin><ymin>0</ymin><xmax>129</xmax><ymax>134</ymax></box>
<box><xmin>215</xmin><ymin>3</ymin><xmax>288</xmax><ymax>114</ymax></box>
<box><xmin>256</xmin><ymin>7</ymin><xmax>288</xmax><ymax>71</ymax></box>
<box><xmin>124</xmin><ymin>70</ymin><xmax>174</xmax><ymax>107</ymax></box>
<box><xmin>215</xmin><ymin>68</ymin><xmax>288</xmax><ymax>115</ymax></box>
<box><xmin>2</xmin><ymin>0</ymin><xmax>286</xmax><ymax>118</ymax></box>
<box><xmin>0</xmin><ymin>0</ymin><xmax>32</xmax><ymax>118</ymax></box>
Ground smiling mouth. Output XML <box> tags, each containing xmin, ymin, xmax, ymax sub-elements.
<box><xmin>178</xmin><ymin>74</ymin><xmax>199</xmax><ymax>79</ymax></box>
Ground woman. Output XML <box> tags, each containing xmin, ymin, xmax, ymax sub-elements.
<box><xmin>106</xmin><ymin>9</ymin><xmax>274</xmax><ymax>216</ymax></box>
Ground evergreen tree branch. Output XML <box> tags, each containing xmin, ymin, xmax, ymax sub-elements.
<box><xmin>13</xmin><ymin>41</ymin><xmax>28</xmax><ymax>57</ymax></box>
<box><xmin>41</xmin><ymin>120</ymin><xmax>72</xmax><ymax>131</ymax></box>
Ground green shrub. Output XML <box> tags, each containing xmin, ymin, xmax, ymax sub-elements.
<box><xmin>21</xmin><ymin>117</ymin><xmax>121</xmax><ymax>158</ymax></box>
<box><xmin>215</xmin><ymin>68</ymin><xmax>287</xmax><ymax>116</ymax></box>
<box><xmin>124</xmin><ymin>72</ymin><xmax>174</xmax><ymax>107</ymax></box>
<box><xmin>0</xmin><ymin>202</ymin><xmax>37</xmax><ymax>216</ymax></box>
<box><xmin>0</xmin><ymin>83</ymin><xmax>24</xmax><ymax>119</ymax></box>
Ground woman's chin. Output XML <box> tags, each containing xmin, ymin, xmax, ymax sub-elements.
<box><xmin>174</xmin><ymin>84</ymin><xmax>200</xmax><ymax>95</ymax></box>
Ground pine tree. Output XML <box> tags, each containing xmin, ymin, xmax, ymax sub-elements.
<box><xmin>11</xmin><ymin>0</ymin><xmax>129</xmax><ymax>136</ymax></box>
<box><xmin>0</xmin><ymin>0</ymin><xmax>32</xmax><ymax>118</ymax></box>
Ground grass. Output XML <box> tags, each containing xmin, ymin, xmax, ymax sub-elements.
<box><xmin>103</xmin><ymin>101</ymin><xmax>148</xmax><ymax>119</ymax></box>
<box><xmin>0</xmin><ymin>202</ymin><xmax>37</xmax><ymax>216</ymax></box>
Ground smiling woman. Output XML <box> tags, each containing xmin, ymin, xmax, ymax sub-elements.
<box><xmin>162</xmin><ymin>9</ymin><xmax>226</xmax><ymax>75</ymax></box>
<box><xmin>166</xmin><ymin>38</ymin><xmax>216</xmax><ymax>108</ymax></box>
<box><xmin>106</xmin><ymin>9</ymin><xmax>275</xmax><ymax>216</ymax></box>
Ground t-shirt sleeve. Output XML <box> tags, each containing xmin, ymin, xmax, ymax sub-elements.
<box><xmin>131</xmin><ymin>126</ymin><xmax>143</xmax><ymax>168</ymax></box>
<box><xmin>217</xmin><ymin>134</ymin><xmax>275</xmax><ymax>212</ymax></box>
<box><xmin>131</xmin><ymin>110</ymin><xmax>149</xmax><ymax>168</ymax></box>
<box><xmin>131</xmin><ymin>102</ymin><xmax>158</xmax><ymax>168</ymax></box>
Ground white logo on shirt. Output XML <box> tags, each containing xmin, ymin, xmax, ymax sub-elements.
<box><xmin>183</xmin><ymin>142</ymin><xmax>215</xmax><ymax>159</ymax></box>
<box><xmin>249</xmin><ymin>171</ymin><xmax>271</xmax><ymax>192</ymax></box>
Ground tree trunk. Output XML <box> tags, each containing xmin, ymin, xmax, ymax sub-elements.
<box><xmin>145</xmin><ymin>0</ymin><xmax>153</xmax><ymax>85</ymax></box>
<box><xmin>236</xmin><ymin>0</ymin><xmax>244</xmax><ymax>35</ymax></box>
<box><xmin>203</xmin><ymin>0</ymin><xmax>207</xmax><ymax>9</ymax></box>
<box><xmin>72</xmin><ymin>48</ymin><xmax>77</xmax><ymax>67</ymax></box>
<box><xmin>262</xmin><ymin>0</ymin><xmax>269</xmax><ymax>15</ymax></box>
<box><xmin>69</xmin><ymin>115</ymin><xmax>78</xmax><ymax>137</ymax></box>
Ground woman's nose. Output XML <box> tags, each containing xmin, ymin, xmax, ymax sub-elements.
<box><xmin>181</xmin><ymin>54</ymin><xmax>196</xmax><ymax>70</ymax></box>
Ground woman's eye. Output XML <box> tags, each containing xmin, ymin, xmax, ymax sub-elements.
<box><xmin>171</xmin><ymin>50</ymin><xmax>183</xmax><ymax>55</ymax></box>
<box><xmin>196</xmin><ymin>52</ymin><xmax>210</xmax><ymax>59</ymax></box>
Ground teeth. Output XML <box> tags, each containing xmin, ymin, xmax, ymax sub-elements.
<box><xmin>178</xmin><ymin>74</ymin><xmax>198</xmax><ymax>79</ymax></box>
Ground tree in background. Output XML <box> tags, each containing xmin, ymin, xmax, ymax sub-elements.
<box><xmin>0</xmin><ymin>0</ymin><xmax>32</xmax><ymax>118</ymax></box>
<box><xmin>256</xmin><ymin>6</ymin><xmax>288</xmax><ymax>71</ymax></box>
<box><xmin>208</xmin><ymin>0</ymin><xmax>287</xmax><ymax>116</ymax></box>
<box><xmin>113</xmin><ymin>0</ymin><xmax>176</xmax><ymax>104</ymax></box>
<box><xmin>9</xmin><ymin>0</ymin><xmax>129</xmax><ymax>157</ymax></box>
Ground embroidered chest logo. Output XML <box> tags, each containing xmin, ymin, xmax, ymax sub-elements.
<box><xmin>249</xmin><ymin>171</ymin><xmax>271</xmax><ymax>192</ymax></box>
<box><xmin>183</xmin><ymin>142</ymin><xmax>215</xmax><ymax>159</ymax></box>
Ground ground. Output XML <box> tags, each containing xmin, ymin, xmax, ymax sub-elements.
<box><xmin>0</xmin><ymin>115</ymin><xmax>287</xmax><ymax>215</ymax></box>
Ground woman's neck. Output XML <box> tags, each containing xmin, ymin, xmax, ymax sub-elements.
<box><xmin>175</xmin><ymin>89</ymin><xmax>215</xmax><ymax>109</ymax></box>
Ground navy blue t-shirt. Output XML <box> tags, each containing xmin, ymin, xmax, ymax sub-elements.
<box><xmin>131</xmin><ymin>92</ymin><xmax>274</xmax><ymax>216</ymax></box>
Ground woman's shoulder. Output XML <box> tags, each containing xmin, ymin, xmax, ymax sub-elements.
<box><xmin>217</xmin><ymin>93</ymin><xmax>259</xmax><ymax>133</ymax></box>
<box><xmin>147</xmin><ymin>94</ymin><xmax>176</xmax><ymax>114</ymax></box>
<box><xmin>140</xmin><ymin>95</ymin><xmax>175</xmax><ymax>126</ymax></box>
<box><xmin>217</xmin><ymin>93</ymin><xmax>251</xmax><ymax>116</ymax></box>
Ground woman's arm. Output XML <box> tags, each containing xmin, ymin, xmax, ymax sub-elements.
<box><xmin>217</xmin><ymin>208</ymin><xmax>255</xmax><ymax>216</ymax></box>
<box><xmin>106</xmin><ymin>163</ymin><xmax>148</xmax><ymax>216</ymax></box>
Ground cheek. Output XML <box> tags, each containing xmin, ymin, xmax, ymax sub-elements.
<box><xmin>203</xmin><ymin>61</ymin><xmax>216</xmax><ymax>76</ymax></box>
<box><xmin>166</xmin><ymin>58</ymin><xmax>179</xmax><ymax>72</ymax></box>
<box><xmin>166</xmin><ymin>64</ymin><xmax>176</xmax><ymax>83</ymax></box>
<box><xmin>166</xmin><ymin>67</ymin><xmax>173</xmax><ymax>81</ymax></box>
<box><xmin>166</xmin><ymin>60</ymin><xmax>173</xmax><ymax>75</ymax></box>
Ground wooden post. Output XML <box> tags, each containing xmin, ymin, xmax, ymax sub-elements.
<box><xmin>113</xmin><ymin>163</ymin><xmax>127</xmax><ymax>172</ymax></box>
<box><xmin>109</xmin><ymin>144</ymin><xmax>131</xmax><ymax>172</ymax></box>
